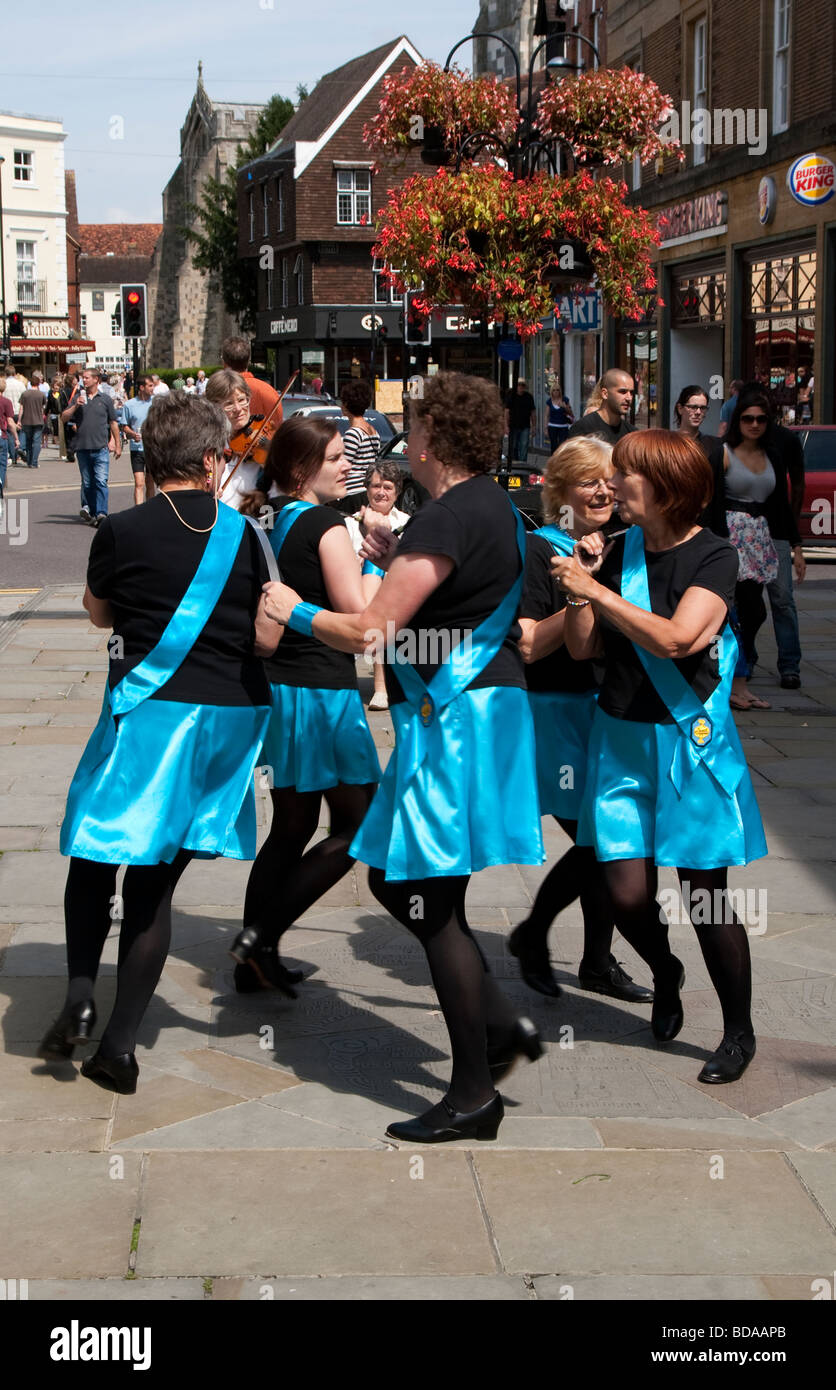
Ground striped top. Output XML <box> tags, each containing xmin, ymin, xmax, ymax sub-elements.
<box><xmin>343</xmin><ymin>424</ymin><xmax>380</xmax><ymax>495</ymax></box>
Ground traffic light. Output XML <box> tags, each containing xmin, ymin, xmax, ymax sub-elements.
<box><xmin>404</xmin><ymin>291</ymin><xmax>431</xmax><ymax>346</ymax></box>
<box><xmin>120</xmin><ymin>284</ymin><xmax>148</xmax><ymax>338</ymax></box>
<box><xmin>8</xmin><ymin>311</ymin><xmax>23</xmax><ymax>337</ymax></box>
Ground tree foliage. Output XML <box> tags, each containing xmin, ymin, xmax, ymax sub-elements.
<box><xmin>185</xmin><ymin>93</ymin><xmax>300</xmax><ymax>332</ymax></box>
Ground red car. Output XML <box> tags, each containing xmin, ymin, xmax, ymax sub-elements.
<box><xmin>787</xmin><ymin>426</ymin><xmax>836</xmax><ymax>545</ymax></box>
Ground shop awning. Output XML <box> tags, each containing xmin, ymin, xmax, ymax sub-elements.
<box><xmin>9</xmin><ymin>339</ymin><xmax>97</xmax><ymax>352</ymax></box>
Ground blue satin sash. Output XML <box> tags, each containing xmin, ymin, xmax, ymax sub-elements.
<box><xmin>267</xmin><ymin>498</ymin><xmax>315</xmax><ymax>558</ymax></box>
<box><xmin>534</xmin><ymin>523</ymin><xmax>576</xmax><ymax>557</ymax></box>
<box><xmin>111</xmin><ymin>502</ymin><xmax>245</xmax><ymax>716</ymax></box>
<box><xmin>620</xmin><ymin>525</ymin><xmax>744</xmax><ymax>797</ymax></box>
<box><xmin>386</xmin><ymin>504</ymin><xmax>527</xmax><ymax>791</ymax></box>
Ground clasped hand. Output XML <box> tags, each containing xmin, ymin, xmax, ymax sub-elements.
<box><xmin>550</xmin><ymin>530</ymin><xmax>610</xmax><ymax>601</ymax></box>
<box><xmin>359</xmin><ymin>525</ymin><xmax>398</xmax><ymax>571</ymax></box>
<box><xmin>262</xmin><ymin>581</ymin><xmax>301</xmax><ymax>625</ymax></box>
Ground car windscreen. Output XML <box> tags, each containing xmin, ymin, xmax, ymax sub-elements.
<box><xmin>802</xmin><ymin>431</ymin><xmax>836</xmax><ymax>472</ymax></box>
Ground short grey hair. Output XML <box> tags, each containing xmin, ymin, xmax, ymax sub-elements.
<box><xmin>364</xmin><ymin>459</ymin><xmax>403</xmax><ymax>491</ymax></box>
<box><xmin>141</xmin><ymin>393</ymin><xmax>229</xmax><ymax>486</ymax></box>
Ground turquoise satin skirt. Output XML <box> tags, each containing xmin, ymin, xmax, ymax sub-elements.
<box><xmin>577</xmin><ymin>706</ymin><xmax>768</xmax><ymax>868</ymax></box>
<box><xmin>528</xmin><ymin>688</ymin><xmax>597</xmax><ymax>819</ymax></box>
<box><xmin>351</xmin><ymin>685</ymin><xmax>545</xmax><ymax>880</ymax></box>
<box><xmin>260</xmin><ymin>683</ymin><xmax>380</xmax><ymax>793</ymax></box>
<box><xmin>60</xmin><ymin>697</ymin><xmax>271</xmax><ymax>865</ymax></box>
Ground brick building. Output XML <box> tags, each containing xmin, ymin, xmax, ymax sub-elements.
<box><xmin>607</xmin><ymin>0</ymin><xmax>836</xmax><ymax>428</ymax></box>
<box><xmin>237</xmin><ymin>37</ymin><xmax>496</xmax><ymax>401</ymax></box>
<box><xmin>147</xmin><ymin>67</ymin><xmax>264</xmax><ymax>369</ymax></box>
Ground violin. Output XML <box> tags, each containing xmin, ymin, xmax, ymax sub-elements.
<box><xmin>220</xmin><ymin>370</ymin><xmax>299</xmax><ymax>497</ymax></box>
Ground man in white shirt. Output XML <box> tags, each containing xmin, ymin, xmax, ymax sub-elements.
<box><xmin>151</xmin><ymin>375</ymin><xmax>170</xmax><ymax>396</ymax></box>
<box><xmin>3</xmin><ymin>366</ymin><xmax>27</xmax><ymax>420</ymax></box>
<box><xmin>194</xmin><ymin>370</ymin><xmax>207</xmax><ymax>396</ymax></box>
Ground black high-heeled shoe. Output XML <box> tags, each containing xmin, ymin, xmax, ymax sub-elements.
<box><xmin>233</xmin><ymin>948</ymin><xmax>298</xmax><ymax>998</ymax></box>
<box><xmin>80</xmin><ymin>1051</ymin><xmax>138</xmax><ymax>1095</ymax></box>
<box><xmin>488</xmin><ymin>1017</ymin><xmax>544</xmax><ymax>1082</ymax></box>
<box><xmin>508</xmin><ymin>924</ymin><xmax>562</xmax><ymax>998</ymax></box>
<box><xmin>386</xmin><ymin>1093</ymin><xmax>503</xmax><ymax>1144</ymax></box>
<box><xmin>651</xmin><ymin>957</ymin><xmax>685</xmax><ymax>1042</ymax></box>
<box><xmin>38</xmin><ymin>1000</ymin><xmax>97</xmax><ymax>1060</ymax></box>
<box><xmin>229</xmin><ymin>925</ymin><xmax>262</xmax><ymax>965</ymax></box>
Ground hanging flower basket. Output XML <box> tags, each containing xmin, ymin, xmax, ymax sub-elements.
<box><xmin>534</xmin><ymin>67</ymin><xmax>683</xmax><ymax>167</ymax></box>
<box><xmin>420</xmin><ymin>123</ymin><xmax>454</xmax><ymax>167</ymax></box>
<box><xmin>363</xmin><ymin>62</ymin><xmax>518</xmax><ymax>162</ymax></box>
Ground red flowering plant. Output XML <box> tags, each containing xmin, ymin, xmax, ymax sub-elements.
<box><xmin>534</xmin><ymin>67</ymin><xmax>683</xmax><ymax>167</ymax></box>
<box><xmin>373</xmin><ymin>165</ymin><xmax>661</xmax><ymax>338</ymax></box>
<box><xmin>363</xmin><ymin>62</ymin><xmax>518</xmax><ymax>161</ymax></box>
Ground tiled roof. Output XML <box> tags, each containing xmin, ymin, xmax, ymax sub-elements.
<box><xmin>79</xmin><ymin>254</ymin><xmax>155</xmax><ymax>285</ymax></box>
<box><xmin>79</xmin><ymin>224</ymin><xmax>162</xmax><ymax>257</ymax></box>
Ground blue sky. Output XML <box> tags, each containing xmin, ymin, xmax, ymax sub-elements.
<box><xmin>18</xmin><ymin>2</ymin><xmax>479</xmax><ymax>224</ymax></box>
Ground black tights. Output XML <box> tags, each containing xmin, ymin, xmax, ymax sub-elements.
<box><xmin>63</xmin><ymin>851</ymin><xmax>192</xmax><ymax>1058</ymax></box>
<box><xmin>368</xmin><ymin>870</ymin><xmax>519</xmax><ymax>1112</ymax></box>
<box><xmin>604</xmin><ymin>859</ymin><xmax>753</xmax><ymax>1038</ymax></box>
<box><xmin>515</xmin><ymin>817</ymin><xmax>613</xmax><ymax>972</ymax></box>
<box><xmin>244</xmin><ymin>782</ymin><xmax>375</xmax><ymax>949</ymax></box>
<box><xmin>735</xmin><ymin>579</ymin><xmax>767</xmax><ymax>672</ymax></box>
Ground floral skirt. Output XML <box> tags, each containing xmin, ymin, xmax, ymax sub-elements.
<box><xmin>726</xmin><ymin>510</ymin><xmax>779</xmax><ymax>584</ymax></box>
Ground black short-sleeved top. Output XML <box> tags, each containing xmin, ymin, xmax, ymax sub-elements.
<box><xmin>262</xmin><ymin>497</ymin><xmax>357</xmax><ymax>690</ymax></box>
<box><xmin>595</xmin><ymin>528</ymin><xmax>738</xmax><ymax>723</ymax></box>
<box><xmin>520</xmin><ymin>533</ymin><xmax>598</xmax><ymax>694</ymax></box>
<box><xmin>87</xmin><ymin>492</ymin><xmax>270</xmax><ymax>706</ymax></box>
<box><xmin>566</xmin><ymin>412</ymin><xmax>634</xmax><ymax>446</ymax></box>
<box><xmin>73</xmin><ymin>391</ymin><xmax>118</xmax><ymax>451</ymax></box>
<box><xmin>385</xmin><ymin>473</ymin><xmax>526</xmax><ymax>706</ymax></box>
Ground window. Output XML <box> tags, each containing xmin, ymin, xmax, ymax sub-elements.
<box><xmin>281</xmin><ymin>256</ymin><xmax>288</xmax><ymax>307</ymax></box>
<box><xmin>262</xmin><ymin>183</ymin><xmax>269</xmax><ymax>236</ymax></box>
<box><xmin>111</xmin><ymin>302</ymin><xmax>122</xmax><ymax>336</ymax></box>
<box><xmin>336</xmin><ymin>169</ymin><xmax>371</xmax><ymax>225</ymax></box>
<box><xmin>248</xmin><ymin>191</ymin><xmax>255</xmax><ymax>241</ymax></box>
<box><xmin>265</xmin><ymin>265</ymin><xmax>273</xmax><ymax>311</ymax></box>
<box><xmin>373</xmin><ymin>256</ymin><xmax>400</xmax><ymax>305</ymax></box>
<box><xmin>80</xmin><ymin>314</ymin><xmax>88</xmax><ymax>336</ymax></box>
<box><xmin>276</xmin><ymin>176</ymin><xmax>284</xmax><ymax>233</ymax></box>
<box><xmin>693</xmin><ymin>18</ymin><xmax>708</xmax><ymax>165</ymax></box>
<box><xmin>14</xmin><ymin>150</ymin><xmax>33</xmax><ymax>182</ymax></box>
<box><xmin>16</xmin><ymin>241</ymin><xmax>36</xmax><ymax>305</ymax></box>
<box><xmin>625</xmin><ymin>58</ymin><xmax>643</xmax><ymax>189</ymax></box>
<box><xmin>92</xmin><ymin>290</ymin><xmax>104</xmax><ymax>312</ymax></box>
<box><xmin>773</xmin><ymin>0</ymin><xmax>791</xmax><ymax>133</ymax></box>
<box><xmin>293</xmin><ymin>254</ymin><xmax>304</xmax><ymax>305</ymax></box>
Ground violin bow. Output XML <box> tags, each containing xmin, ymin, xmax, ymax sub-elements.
<box><xmin>219</xmin><ymin>370</ymin><xmax>299</xmax><ymax>496</ymax></box>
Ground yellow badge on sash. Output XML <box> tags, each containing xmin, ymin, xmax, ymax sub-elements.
<box><xmin>690</xmin><ymin>716</ymin><xmax>712</xmax><ymax>748</ymax></box>
<box><xmin>420</xmin><ymin>694</ymin><xmax>434</xmax><ymax>727</ymax></box>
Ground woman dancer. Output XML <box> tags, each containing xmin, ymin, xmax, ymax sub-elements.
<box><xmin>510</xmin><ymin>437</ymin><xmax>652</xmax><ymax>1006</ymax></box>
<box><xmin>345</xmin><ymin>460</ymin><xmax>410</xmax><ymax>712</ymax></box>
<box><xmin>553</xmin><ymin>430</ymin><xmax>767</xmax><ymax>1084</ymax></box>
<box><xmin>231</xmin><ymin>417</ymin><xmax>380</xmax><ymax>993</ymax></box>
<box><xmin>40</xmin><ymin>393</ymin><xmax>278</xmax><ymax>1093</ymax></box>
<box><xmin>709</xmin><ymin>389</ymin><xmax>804</xmax><ymax>711</ymax></box>
<box><xmin>262</xmin><ymin>373</ymin><xmax>545</xmax><ymax>1143</ymax></box>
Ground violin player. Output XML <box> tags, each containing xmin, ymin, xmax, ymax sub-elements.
<box><xmin>205</xmin><ymin>370</ymin><xmax>281</xmax><ymax>512</ymax></box>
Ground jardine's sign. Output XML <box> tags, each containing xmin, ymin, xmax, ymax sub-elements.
<box><xmin>658</xmin><ymin>192</ymin><xmax>728</xmax><ymax>243</ymax></box>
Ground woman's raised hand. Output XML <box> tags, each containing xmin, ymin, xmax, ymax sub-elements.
<box><xmin>359</xmin><ymin>525</ymin><xmax>398</xmax><ymax>570</ymax></box>
<box><xmin>261</xmin><ymin>581</ymin><xmax>302</xmax><ymax>626</ymax></box>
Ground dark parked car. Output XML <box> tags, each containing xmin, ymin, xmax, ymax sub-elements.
<box><xmin>377</xmin><ymin>432</ymin><xmax>542</xmax><ymax>527</ymax></box>
<box><xmin>281</xmin><ymin>395</ymin><xmax>397</xmax><ymax>444</ymax></box>
<box><xmin>786</xmin><ymin>426</ymin><xmax>836</xmax><ymax>547</ymax></box>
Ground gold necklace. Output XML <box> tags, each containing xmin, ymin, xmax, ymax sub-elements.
<box><xmin>159</xmin><ymin>487</ymin><xmax>218</xmax><ymax>533</ymax></box>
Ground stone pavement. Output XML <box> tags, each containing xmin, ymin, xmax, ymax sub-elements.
<box><xmin>0</xmin><ymin>575</ymin><xmax>835</xmax><ymax>1303</ymax></box>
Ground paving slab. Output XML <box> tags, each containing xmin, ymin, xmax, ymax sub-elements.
<box><xmin>472</xmin><ymin>1149</ymin><xmax>836</xmax><ymax>1275</ymax></box>
<box><xmin>533</xmin><ymin>1274</ymin><xmax>818</xmax><ymax>1300</ymax></box>
<box><xmin>0</xmin><ymin>1153</ymin><xmax>142</xmax><ymax>1279</ymax></box>
<box><xmin>757</xmin><ymin>1090</ymin><xmax>836</xmax><ymax>1150</ymax></box>
<box><xmin>0</xmin><ymin>1116</ymin><xmax>108</xmax><ymax>1152</ymax></box>
<box><xmin>641</xmin><ymin>1031</ymin><xmax>836</xmax><ymax>1119</ymax></box>
<box><xmin>784</xmin><ymin>1151</ymin><xmax>836</xmax><ymax>1226</ymax></box>
<box><xmin>110</xmin><ymin>1073</ymin><xmax>249</xmax><ymax>1146</ymax></box>
<box><xmin>29</xmin><ymin>1278</ymin><xmax>207</xmax><ymax>1301</ymax></box>
<box><xmin>210</xmin><ymin>1275</ymin><xmax>530</xmax><ymax>1300</ymax></box>
<box><xmin>114</xmin><ymin>1098</ymin><xmax>391</xmax><ymax>1151</ymax></box>
<box><xmin>136</xmin><ymin>1151</ymin><xmax>496</xmax><ymax>1277</ymax></box>
<box><xmin>595</xmin><ymin>1115</ymin><xmax>801</xmax><ymax>1150</ymax></box>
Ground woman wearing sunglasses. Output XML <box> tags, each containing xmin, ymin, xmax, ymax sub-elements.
<box><xmin>709</xmin><ymin>389</ymin><xmax>804</xmax><ymax>711</ymax></box>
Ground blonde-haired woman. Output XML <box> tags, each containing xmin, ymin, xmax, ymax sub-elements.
<box><xmin>510</xmin><ymin>435</ymin><xmax>653</xmax><ymax>1005</ymax></box>
<box><xmin>584</xmin><ymin>378</ymin><xmax>604</xmax><ymax>416</ymax></box>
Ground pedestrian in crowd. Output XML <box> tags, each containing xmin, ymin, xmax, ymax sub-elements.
<box><xmin>151</xmin><ymin>375</ymin><xmax>170</xmax><ymax>396</ymax></box>
<box><xmin>194</xmin><ymin>370</ymin><xmax>207</xmax><ymax>396</ymax></box>
<box><xmin>184</xmin><ymin>377</ymin><xmax>196</xmax><ymax>394</ymax></box>
<box><xmin>40</xmin><ymin>393</ymin><xmax>278</xmax><ymax>1094</ymax></box>
<box><xmin>60</xmin><ymin>374</ymin><xmax>79</xmax><ymax>463</ymax></box>
<box><xmin>709</xmin><ymin>389</ymin><xmax>804</xmax><ymax>709</ymax></box>
<box><xmin>718</xmin><ymin>379</ymin><xmax>743</xmax><ymax>439</ymax></box>
<box><xmin>220</xmin><ymin>336</ymin><xmax>282</xmax><ymax>423</ymax></box>
<box><xmin>0</xmin><ymin>378</ymin><xmax>21</xmax><ymax>503</ymax></box>
<box><xmin>204</xmin><ymin>369</ymin><xmax>264</xmax><ymax>512</ymax></box>
<box><xmin>340</xmin><ymin>378</ymin><xmax>380</xmax><ymax>501</ymax></box>
<box><xmin>123</xmin><ymin>374</ymin><xmax>156</xmax><ymax>505</ymax></box>
<box><xmin>764</xmin><ymin>409</ymin><xmax>806</xmax><ymax>689</ymax></box>
<box><xmin>61</xmin><ymin>367</ymin><xmax>122</xmax><ymax>526</ymax></box>
<box><xmin>46</xmin><ymin>376</ymin><xmax>63</xmax><ymax>450</ymax></box>
<box><xmin>567</xmin><ymin>368</ymin><xmax>635</xmax><ymax>446</ymax></box>
<box><xmin>231</xmin><ymin>417</ymin><xmax>380</xmax><ymax>994</ymax></box>
<box><xmin>545</xmin><ymin>383</ymin><xmax>574</xmax><ymax>453</ymax></box>
<box><xmin>172</xmin><ymin>372</ymin><xmax>186</xmax><ymax>391</ymax></box>
<box><xmin>674</xmin><ymin>383</ymin><xmax>726</xmax><ymax>537</ymax></box>
<box><xmin>505</xmin><ymin>377</ymin><xmax>536</xmax><ymax>462</ymax></box>
<box><xmin>262</xmin><ymin>372</ymin><xmax>545</xmax><ymax>1143</ymax></box>
<box><xmin>553</xmin><ymin>430</ymin><xmax>767</xmax><ymax>1085</ymax></box>
<box><xmin>345</xmin><ymin>459</ymin><xmax>411</xmax><ymax>711</ymax></box>
<box><xmin>584</xmin><ymin>378</ymin><xmax>604</xmax><ymax>416</ymax></box>
<box><xmin>16</xmin><ymin>371</ymin><xmax>47</xmax><ymax>469</ymax></box>
<box><xmin>3</xmin><ymin>363</ymin><xmax>27</xmax><ymax>424</ymax></box>
<box><xmin>511</xmin><ymin>435</ymin><xmax>653</xmax><ymax>1005</ymax></box>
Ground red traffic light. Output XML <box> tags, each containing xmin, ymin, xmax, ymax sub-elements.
<box><xmin>127</xmin><ymin>291</ymin><xmax>141</xmax><ymax>305</ymax></box>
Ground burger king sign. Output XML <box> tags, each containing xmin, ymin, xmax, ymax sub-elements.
<box><xmin>787</xmin><ymin>153</ymin><xmax>835</xmax><ymax>206</ymax></box>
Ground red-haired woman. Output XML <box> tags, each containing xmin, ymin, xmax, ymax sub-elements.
<box><xmin>553</xmin><ymin>430</ymin><xmax>767</xmax><ymax>1085</ymax></box>
<box><xmin>231</xmin><ymin>416</ymin><xmax>380</xmax><ymax>992</ymax></box>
